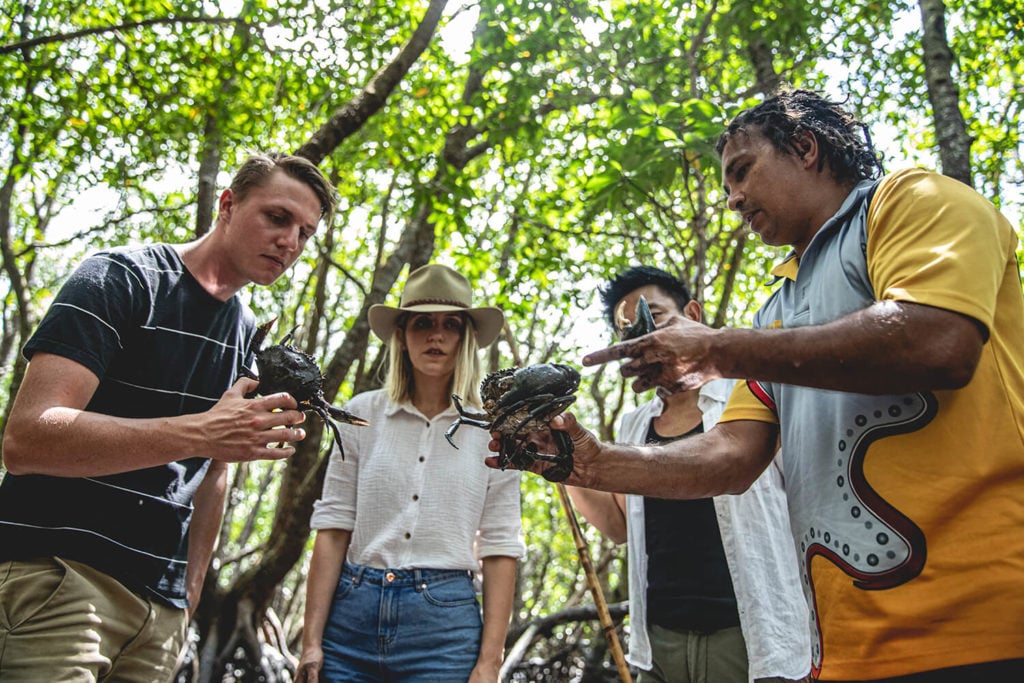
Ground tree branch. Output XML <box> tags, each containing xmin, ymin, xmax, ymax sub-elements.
<box><xmin>294</xmin><ymin>0</ymin><xmax>450</xmax><ymax>163</ymax></box>
<box><xmin>0</xmin><ymin>16</ymin><xmax>246</xmax><ymax>55</ymax></box>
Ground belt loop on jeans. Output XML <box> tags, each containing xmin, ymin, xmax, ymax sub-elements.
<box><xmin>413</xmin><ymin>568</ymin><xmax>425</xmax><ymax>591</ymax></box>
<box><xmin>350</xmin><ymin>563</ymin><xmax>365</xmax><ymax>586</ymax></box>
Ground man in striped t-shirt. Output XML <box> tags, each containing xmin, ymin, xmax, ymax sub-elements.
<box><xmin>0</xmin><ymin>152</ymin><xmax>335</xmax><ymax>682</ymax></box>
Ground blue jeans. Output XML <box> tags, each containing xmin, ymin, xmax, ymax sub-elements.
<box><xmin>321</xmin><ymin>562</ymin><xmax>483</xmax><ymax>682</ymax></box>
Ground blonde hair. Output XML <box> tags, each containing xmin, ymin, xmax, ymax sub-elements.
<box><xmin>383</xmin><ymin>314</ymin><xmax>484</xmax><ymax>408</ymax></box>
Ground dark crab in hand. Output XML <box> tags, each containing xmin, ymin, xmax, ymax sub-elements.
<box><xmin>243</xmin><ymin>319</ymin><xmax>368</xmax><ymax>458</ymax></box>
<box><xmin>445</xmin><ymin>363</ymin><xmax>581</xmax><ymax>482</ymax></box>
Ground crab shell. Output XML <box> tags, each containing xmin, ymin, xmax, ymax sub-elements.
<box><xmin>246</xmin><ymin>321</ymin><xmax>369</xmax><ymax>459</ymax></box>
<box><xmin>489</xmin><ymin>364</ymin><xmax>579</xmax><ymax>410</ymax></box>
<box><xmin>445</xmin><ymin>363</ymin><xmax>580</xmax><ymax>483</ymax></box>
<box><xmin>253</xmin><ymin>344</ymin><xmax>325</xmax><ymax>403</ymax></box>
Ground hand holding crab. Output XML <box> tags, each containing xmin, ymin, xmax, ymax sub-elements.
<box><xmin>243</xmin><ymin>319</ymin><xmax>369</xmax><ymax>458</ymax></box>
<box><xmin>445</xmin><ymin>363</ymin><xmax>581</xmax><ymax>482</ymax></box>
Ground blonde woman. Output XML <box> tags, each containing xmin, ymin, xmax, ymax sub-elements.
<box><xmin>297</xmin><ymin>264</ymin><xmax>525</xmax><ymax>683</ymax></box>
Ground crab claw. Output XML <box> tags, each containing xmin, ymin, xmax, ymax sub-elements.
<box><xmin>538</xmin><ymin>430</ymin><xmax>575</xmax><ymax>482</ymax></box>
<box><xmin>252</xmin><ymin>317</ymin><xmax>278</xmax><ymax>350</ymax></box>
<box><xmin>617</xmin><ymin>295</ymin><xmax>655</xmax><ymax>340</ymax></box>
<box><xmin>327</xmin><ymin>405</ymin><xmax>370</xmax><ymax>427</ymax></box>
<box><xmin>314</xmin><ymin>406</ymin><xmax>368</xmax><ymax>461</ymax></box>
<box><xmin>499</xmin><ymin>431</ymin><xmax>574</xmax><ymax>483</ymax></box>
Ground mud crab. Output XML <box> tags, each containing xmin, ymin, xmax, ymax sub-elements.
<box><xmin>614</xmin><ymin>295</ymin><xmax>656</xmax><ymax>340</ymax></box>
<box><xmin>243</xmin><ymin>319</ymin><xmax>368</xmax><ymax>458</ymax></box>
<box><xmin>445</xmin><ymin>363</ymin><xmax>581</xmax><ymax>482</ymax></box>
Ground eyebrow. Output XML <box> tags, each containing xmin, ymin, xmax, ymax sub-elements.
<box><xmin>723</xmin><ymin>153</ymin><xmax>744</xmax><ymax>180</ymax></box>
<box><xmin>272</xmin><ymin>204</ymin><xmax>318</xmax><ymax>235</ymax></box>
<box><xmin>721</xmin><ymin>154</ymin><xmax>746</xmax><ymax>194</ymax></box>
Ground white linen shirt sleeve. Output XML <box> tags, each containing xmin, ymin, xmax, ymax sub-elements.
<box><xmin>309</xmin><ymin>391</ymin><xmax>371</xmax><ymax>532</ymax></box>
<box><xmin>475</xmin><ymin>466</ymin><xmax>524</xmax><ymax>559</ymax></box>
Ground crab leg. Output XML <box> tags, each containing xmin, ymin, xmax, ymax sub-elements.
<box><xmin>445</xmin><ymin>394</ymin><xmax>493</xmax><ymax>448</ymax></box>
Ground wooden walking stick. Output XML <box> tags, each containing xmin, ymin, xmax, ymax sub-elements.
<box><xmin>500</xmin><ymin>323</ymin><xmax>632</xmax><ymax>683</ymax></box>
<box><xmin>555</xmin><ymin>483</ymin><xmax>633</xmax><ymax>683</ymax></box>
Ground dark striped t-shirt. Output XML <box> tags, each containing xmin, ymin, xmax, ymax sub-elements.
<box><xmin>0</xmin><ymin>244</ymin><xmax>257</xmax><ymax>607</ymax></box>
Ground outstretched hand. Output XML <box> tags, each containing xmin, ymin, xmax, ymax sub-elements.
<box><xmin>197</xmin><ymin>377</ymin><xmax>308</xmax><ymax>462</ymax></box>
<box><xmin>582</xmin><ymin>314</ymin><xmax>721</xmax><ymax>395</ymax></box>
<box><xmin>484</xmin><ymin>412</ymin><xmax>603</xmax><ymax>487</ymax></box>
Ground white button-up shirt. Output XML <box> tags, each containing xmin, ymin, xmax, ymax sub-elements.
<box><xmin>620</xmin><ymin>379</ymin><xmax>811</xmax><ymax>681</ymax></box>
<box><xmin>311</xmin><ymin>389</ymin><xmax>525</xmax><ymax>569</ymax></box>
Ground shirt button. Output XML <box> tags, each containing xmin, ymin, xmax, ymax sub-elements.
<box><xmin>404</xmin><ymin>532</ymin><xmax>411</xmax><ymax>540</ymax></box>
<box><xmin>412</xmin><ymin>494</ymin><xmax>419</xmax><ymax>501</ymax></box>
<box><xmin>418</xmin><ymin>456</ymin><xmax>425</xmax><ymax>462</ymax></box>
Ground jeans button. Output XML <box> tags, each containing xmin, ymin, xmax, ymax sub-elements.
<box><xmin>385</xmin><ymin>572</ymin><xmax>396</xmax><ymax>582</ymax></box>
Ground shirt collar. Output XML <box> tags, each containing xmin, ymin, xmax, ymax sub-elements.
<box><xmin>385</xmin><ymin>398</ymin><xmax>460</xmax><ymax>421</ymax></box>
<box><xmin>642</xmin><ymin>378</ymin><xmax>731</xmax><ymax>413</ymax></box>
<box><xmin>768</xmin><ymin>179</ymin><xmax>877</xmax><ymax>283</ymax></box>
<box><xmin>770</xmin><ymin>253</ymin><xmax>800</xmax><ymax>281</ymax></box>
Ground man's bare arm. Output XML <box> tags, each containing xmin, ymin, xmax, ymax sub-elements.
<box><xmin>2</xmin><ymin>352</ymin><xmax>308</xmax><ymax>476</ymax></box>
<box><xmin>491</xmin><ymin>413</ymin><xmax>780</xmax><ymax>501</ymax></box>
<box><xmin>584</xmin><ymin>301</ymin><xmax>983</xmax><ymax>396</ymax></box>
<box><xmin>185</xmin><ymin>460</ymin><xmax>229</xmax><ymax>615</ymax></box>
<box><xmin>565</xmin><ymin>487</ymin><xmax>627</xmax><ymax>543</ymax></box>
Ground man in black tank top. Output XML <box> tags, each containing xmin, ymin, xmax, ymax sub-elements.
<box><xmin>568</xmin><ymin>266</ymin><xmax>810</xmax><ymax>683</ymax></box>
<box><xmin>0</xmin><ymin>153</ymin><xmax>336</xmax><ymax>682</ymax></box>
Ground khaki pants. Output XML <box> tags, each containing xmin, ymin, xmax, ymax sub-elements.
<box><xmin>637</xmin><ymin>624</ymin><xmax>809</xmax><ymax>683</ymax></box>
<box><xmin>638</xmin><ymin>624</ymin><xmax>749</xmax><ymax>683</ymax></box>
<box><xmin>0</xmin><ymin>557</ymin><xmax>187</xmax><ymax>682</ymax></box>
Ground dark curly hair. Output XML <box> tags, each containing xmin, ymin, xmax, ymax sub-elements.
<box><xmin>715</xmin><ymin>89</ymin><xmax>884</xmax><ymax>184</ymax></box>
<box><xmin>599</xmin><ymin>266</ymin><xmax>693</xmax><ymax>331</ymax></box>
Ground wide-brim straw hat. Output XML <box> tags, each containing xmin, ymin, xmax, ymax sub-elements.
<box><xmin>368</xmin><ymin>264</ymin><xmax>505</xmax><ymax>347</ymax></box>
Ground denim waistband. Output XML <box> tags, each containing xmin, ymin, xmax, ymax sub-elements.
<box><xmin>342</xmin><ymin>561</ymin><xmax>472</xmax><ymax>587</ymax></box>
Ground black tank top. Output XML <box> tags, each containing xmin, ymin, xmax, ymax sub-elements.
<box><xmin>643</xmin><ymin>420</ymin><xmax>741</xmax><ymax>633</ymax></box>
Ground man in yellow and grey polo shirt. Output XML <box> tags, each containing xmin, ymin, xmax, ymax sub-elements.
<box><xmin>495</xmin><ymin>89</ymin><xmax>1024</xmax><ymax>682</ymax></box>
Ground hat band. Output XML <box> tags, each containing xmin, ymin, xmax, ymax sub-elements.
<box><xmin>402</xmin><ymin>298</ymin><xmax>469</xmax><ymax>308</ymax></box>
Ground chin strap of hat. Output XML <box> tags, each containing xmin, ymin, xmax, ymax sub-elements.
<box><xmin>501</xmin><ymin>322</ymin><xmax>633</xmax><ymax>683</ymax></box>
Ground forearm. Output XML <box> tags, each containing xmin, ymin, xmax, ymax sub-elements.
<box><xmin>574</xmin><ymin>420</ymin><xmax>778</xmax><ymax>499</ymax></box>
<box><xmin>715</xmin><ymin>301</ymin><xmax>983</xmax><ymax>394</ymax></box>
<box><xmin>564</xmin><ymin>487</ymin><xmax>627</xmax><ymax>543</ymax></box>
<box><xmin>4</xmin><ymin>407</ymin><xmax>204</xmax><ymax>477</ymax></box>
<box><xmin>186</xmin><ymin>461</ymin><xmax>229</xmax><ymax>611</ymax></box>
<box><xmin>301</xmin><ymin>529</ymin><xmax>351</xmax><ymax>650</ymax></box>
<box><xmin>2</xmin><ymin>354</ymin><xmax>304</xmax><ymax>477</ymax></box>
<box><xmin>477</xmin><ymin>556</ymin><xmax>518</xmax><ymax>669</ymax></box>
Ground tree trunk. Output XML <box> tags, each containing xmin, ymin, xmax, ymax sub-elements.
<box><xmin>194</xmin><ymin>1</ymin><xmax>258</xmax><ymax>237</ymax></box>
<box><xmin>918</xmin><ymin>0</ymin><xmax>973</xmax><ymax>185</ymax></box>
<box><xmin>0</xmin><ymin>143</ymin><xmax>35</xmax><ymax>456</ymax></box>
<box><xmin>194</xmin><ymin>122</ymin><xmax>222</xmax><ymax>239</ymax></box>
<box><xmin>747</xmin><ymin>32</ymin><xmax>782</xmax><ymax>95</ymax></box>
